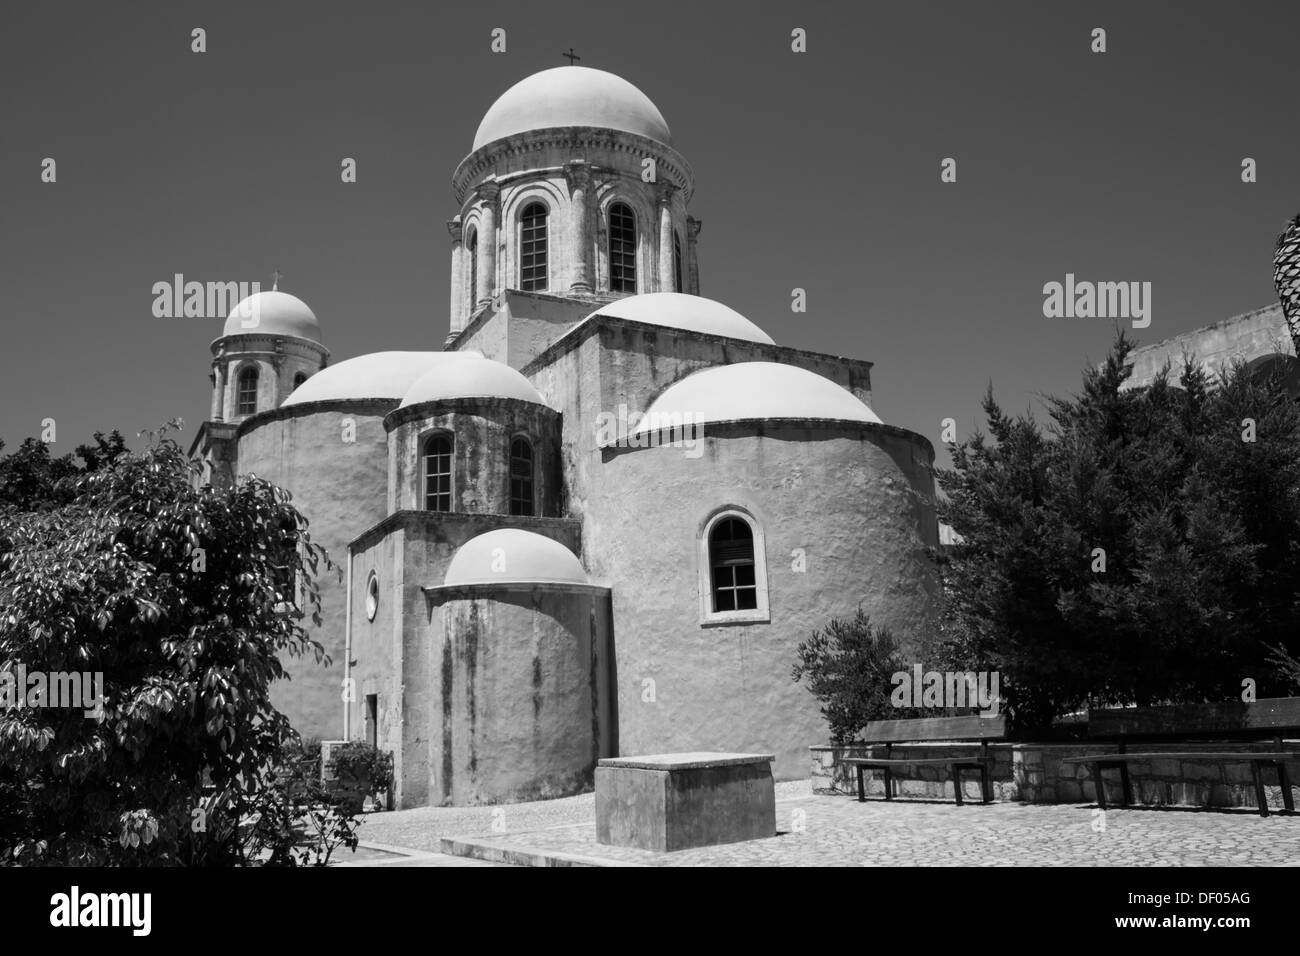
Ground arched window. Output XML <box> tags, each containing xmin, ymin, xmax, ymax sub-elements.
<box><xmin>423</xmin><ymin>433</ymin><xmax>453</xmax><ymax>512</ymax></box>
<box><xmin>236</xmin><ymin>366</ymin><xmax>259</xmax><ymax>416</ymax></box>
<box><xmin>699</xmin><ymin>511</ymin><xmax>770</xmax><ymax>624</ymax></box>
<box><xmin>293</xmin><ymin>371</ymin><xmax>308</xmax><ymax>389</ymax></box>
<box><xmin>509</xmin><ymin>436</ymin><xmax>535</xmax><ymax>516</ymax></box>
<box><xmin>673</xmin><ymin>231</ymin><xmax>683</xmax><ymax>292</ymax></box>
<box><xmin>608</xmin><ymin>202</ymin><xmax>637</xmax><ymax>293</ymax></box>
<box><xmin>710</xmin><ymin>517</ymin><xmax>757</xmax><ymax>612</ymax></box>
<box><xmin>467</xmin><ymin>228</ymin><xmax>478</xmax><ymax>308</ymax></box>
<box><xmin>519</xmin><ymin>202</ymin><xmax>548</xmax><ymax>292</ymax></box>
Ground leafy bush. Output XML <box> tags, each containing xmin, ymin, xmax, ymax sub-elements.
<box><xmin>328</xmin><ymin>741</ymin><xmax>393</xmax><ymax>811</ymax></box>
<box><xmin>792</xmin><ymin>609</ymin><xmax>923</xmax><ymax>744</ymax></box>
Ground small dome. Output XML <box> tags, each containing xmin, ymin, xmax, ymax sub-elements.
<box><xmin>586</xmin><ymin>293</ymin><xmax>774</xmax><ymax>345</ymax></box>
<box><xmin>222</xmin><ymin>290</ymin><xmax>322</xmax><ymax>343</ymax></box>
<box><xmin>631</xmin><ymin>362</ymin><xmax>882</xmax><ymax>436</ymax></box>
<box><xmin>282</xmin><ymin>352</ymin><xmax>446</xmax><ymax>406</ymax></box>
<box><xmin>473</xmin><ymin>66</ymin><xmax>671</xmax><ymax>151</ymax></box>
<box><xmin>444</xmin><ymin>529</ymin><xmax>587</xmax><ymax>587</ymax></box>
<box><xmin>399</xmin><ymin>352</ymin><xmax>549</xmax><ymax>409</ymax></box>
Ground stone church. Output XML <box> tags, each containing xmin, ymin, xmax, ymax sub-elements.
<box><xmin>190</xmin><ymin>65</ymin><xmax>941</xmax><ymax>807</ymax></box>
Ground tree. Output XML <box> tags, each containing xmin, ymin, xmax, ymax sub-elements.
<box><xmin>0</xmin><ymin>430</ymin><xmax>126</xmax><ymax>511</ymax></box>
<box><xmin>936</xmin><ymin>335</ymin><xmax>1300</xmax><ymax>731</ymax></box>
<box><xmin>0</xmin><ymin>422</ymin><xmax>351</xmax><ymax>865</ymax></box>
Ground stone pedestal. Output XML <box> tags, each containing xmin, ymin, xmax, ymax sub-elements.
<box><xmin>595</xmin><ymin>752</ymin><xmax>775</xmax><ymax>852</ymax></box>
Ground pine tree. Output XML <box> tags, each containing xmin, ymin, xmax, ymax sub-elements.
<box><xmin>936</xmin><ymin>335</ymin><xmax>1300</xmax><ymax>731</ymax></box>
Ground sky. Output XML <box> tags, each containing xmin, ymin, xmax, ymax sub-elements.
<box><xmin>2</xmin><ymin>0</ymin><xmax>1299</xmax><ymax>468</ymax></box>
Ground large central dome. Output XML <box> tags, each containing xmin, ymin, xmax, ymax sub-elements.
<box><xmin>472</xmin><ymin>66</ymin><xmax>671</xmax><ymax>151</ymax></box>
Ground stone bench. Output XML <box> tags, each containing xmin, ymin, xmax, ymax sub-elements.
<box><xmin>595</xmin><ymin>752</ymin><xmax>776</xmax><ymax>852</ymax></box>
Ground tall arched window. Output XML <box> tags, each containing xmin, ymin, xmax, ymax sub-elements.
<box><xmin>673</xmin><ymin>231</ymin><xmax>683</xmax><ymax>292</ymax></box>
<box><xmin>608</xmin><ymin>202</ymin><xmax>637</xmax><ymax>293</ymax></box>
<box><xmin>710</xmin><ymin>517</ymin><xmax>757</xmax><ymax>612</ymax></box>
<box><xmin>509</xmin><ymin>436</ymin><xmax>535</xmax><ymax>516</ymax></box>
<box><xmin>236</xmin><ymin>366</ymin><xmax>259</xmax><ymax>416</ymax></box>
<box><xmin>467</xmin><ymin>228</ymin><xmax>478</xmax><ymax>308</ymax></box>
<box><xmin>519</xmin><ymin>202</ymin><xmax>548</xmax><ymax>292</ymax></box>
<box><xmin>699</xmin><ymin>511</ymin><xmax>770</xmax><ymax>624</ymax></box>
<box><xmin>423</xmin><ymin>433</ymin><xmax>453</xmax><ymax>512</ymax></box>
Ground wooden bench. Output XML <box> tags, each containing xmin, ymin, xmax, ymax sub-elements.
<box><xmin>844</xmin><ymin>714</ymin><xmax>1008</xmax><ymax>806</ymax></box>
<box><xmin>1062</xmin><ymin>697</ymin><xmax>1300</xmax><ymax>817</ymax></box>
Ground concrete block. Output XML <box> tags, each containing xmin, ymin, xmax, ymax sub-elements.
<box><xmin>596</xmin><ymin>753</ymin><xmax>775</xmax><ymax>852</ymax></box>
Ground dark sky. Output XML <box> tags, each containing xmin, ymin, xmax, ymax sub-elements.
<box><xmin>3</xmin><ymin>0</ymin><xmax>1298</xmax><ymax>467</ymax></box>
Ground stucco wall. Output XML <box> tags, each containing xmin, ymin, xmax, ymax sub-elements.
<box><xmin>236</xmin><ymin>400</ymin><xmax>395</xmax><ymax>742</ymax></box>
<box><xmin>385</xmin><ymin>398</ymin><xmax>561</xmax><ymax>517</ymax></box>
<box><xmin>348</xmin><ymin>512</ymin><xmax>586</xmax><ymax>807</ymax></box>
<box><xmin>590</xmin><ymin>421</ymin><xmax>939</xmax><ymax>780</ymax></box>
<box><xmin>427</xmin><ymin>588</ymin><xmax>612</xmax><ymax>805</ymax></box>
<box><xmin>500</xmin><ymin>291</ymin><xmax>611</xmax><ymax>371</ymax></box>
<box><xmin>515</xmin><ymin>320</ymin><xmax>939</xmax><ymax>781</ymax></box>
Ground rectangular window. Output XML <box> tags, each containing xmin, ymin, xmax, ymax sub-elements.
<box><xmin>609</xmin><ymin>204</ymin><xmax>637</xmax><ymax>293</ymax></box>
<box><xmin>423</xmin><ymin>435</ymin><xmax>453</xmax><ymax>512</ymax></box>
<box><xmin>520</xmin><ymin>204</ymin><xmax>548</xmax><ymax>292</ymax></box>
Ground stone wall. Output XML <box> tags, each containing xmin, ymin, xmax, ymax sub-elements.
<box><xmin>811</xmin><ymin>743</ymin><xmax>1299</xmax><ymax>810</ymax></box>
<box><xmin>1126</xmin><ymin>303</ymin><xmax>1292</xmax><ymax>388</ymax></box>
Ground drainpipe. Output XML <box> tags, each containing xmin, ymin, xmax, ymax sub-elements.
<box><xmin>343</xmin><ymin>549</ymin><xmax>352</xmax><ymax>740</ymax></box>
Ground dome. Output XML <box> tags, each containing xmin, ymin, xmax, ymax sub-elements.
<box><xmin>282</xmin><ymin>351</ymin><xmax>446</xmax><ymax>406</ymax></box>
<box><xmin>444</xmin><ymin>529</ymin><xmax>588</xmax><ymax>587</ymax></box>
<box><xmin>473</xmin><ymin>66</ymin><xmax>671</xmax><ymax>151</ymax></box>
<box><xmin>585</xmin><ymin>293</ymin><xmax>774</xmax><ymax>345</ymax></box>
<box><xmin>221</xmin><ymin>290</ymin><xmax>322</xmax><ymax>343</ymax></box>
<box><xmin>399</xmin><ymin>352</ymin><xmax>549</xmax><ymax>408</ymax></box>
<box><xmin>630</xmin><ymin>362</ymin><xmax>882</xmax><ymax>436</ymax></box>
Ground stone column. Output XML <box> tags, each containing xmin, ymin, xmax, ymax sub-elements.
<box><xmin>565</xmin><ymin>162</ymin><xmax>592</xmax><ymax>293</ymax></box>
<box><xmin>447</xmin><ymin>216</ymin><xmax>464</xmax><ymax>335</ymax></box>
<box><xmin>211</xmin><ymin>361</ymin><xmax>225</xmax><ymax>421</ymax></box>
<box><xmin>657</xmin><ymin>186</ymin><xmax>675</xmax><ymax>292</ymax></box>
<box><xmin>686</xmin><ymin>216</ymin><xmax>702</xmax><ymax>295</ymax></box>
<box><xmin>476</xmin><ymin>181</ymin><xmax>500</xmax><ymax>309</ymax></box>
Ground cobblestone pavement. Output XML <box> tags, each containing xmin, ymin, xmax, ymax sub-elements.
<box><xmin>332</xmin><ymin>841</ymin><xmax>500</xmax><ymax>867</ymax></box>
<box><xmin>339</xmin><ymin>781</ymin><xmax>1300</xmax><ymax>866</ymax></box>
<box><xmin>441</xmin><ymin>793</ymin><xmax>1300</xmax><ymax>867</ymax></box>
<box><xmin>342</xmin><ymin>781</ymin><xmax>811</xmax><ymax>866</ymax></box>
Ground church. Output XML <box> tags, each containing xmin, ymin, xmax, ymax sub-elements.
<box><xmin>189</xmin><ymin>64</ymin><xmax>941</xmax><ymax>807</ymax></box>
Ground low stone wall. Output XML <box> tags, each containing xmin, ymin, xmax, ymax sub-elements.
<box><xmin>811</xmin><ymin>743</ymin><xmax>1299</xmax><ymax>810</ymax></box>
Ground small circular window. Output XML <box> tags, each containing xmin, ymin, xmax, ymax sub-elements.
<box><xmin>365</xmin><ymin>571</ymin><xmax>379</xmax><ymax>621</ymax></box>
